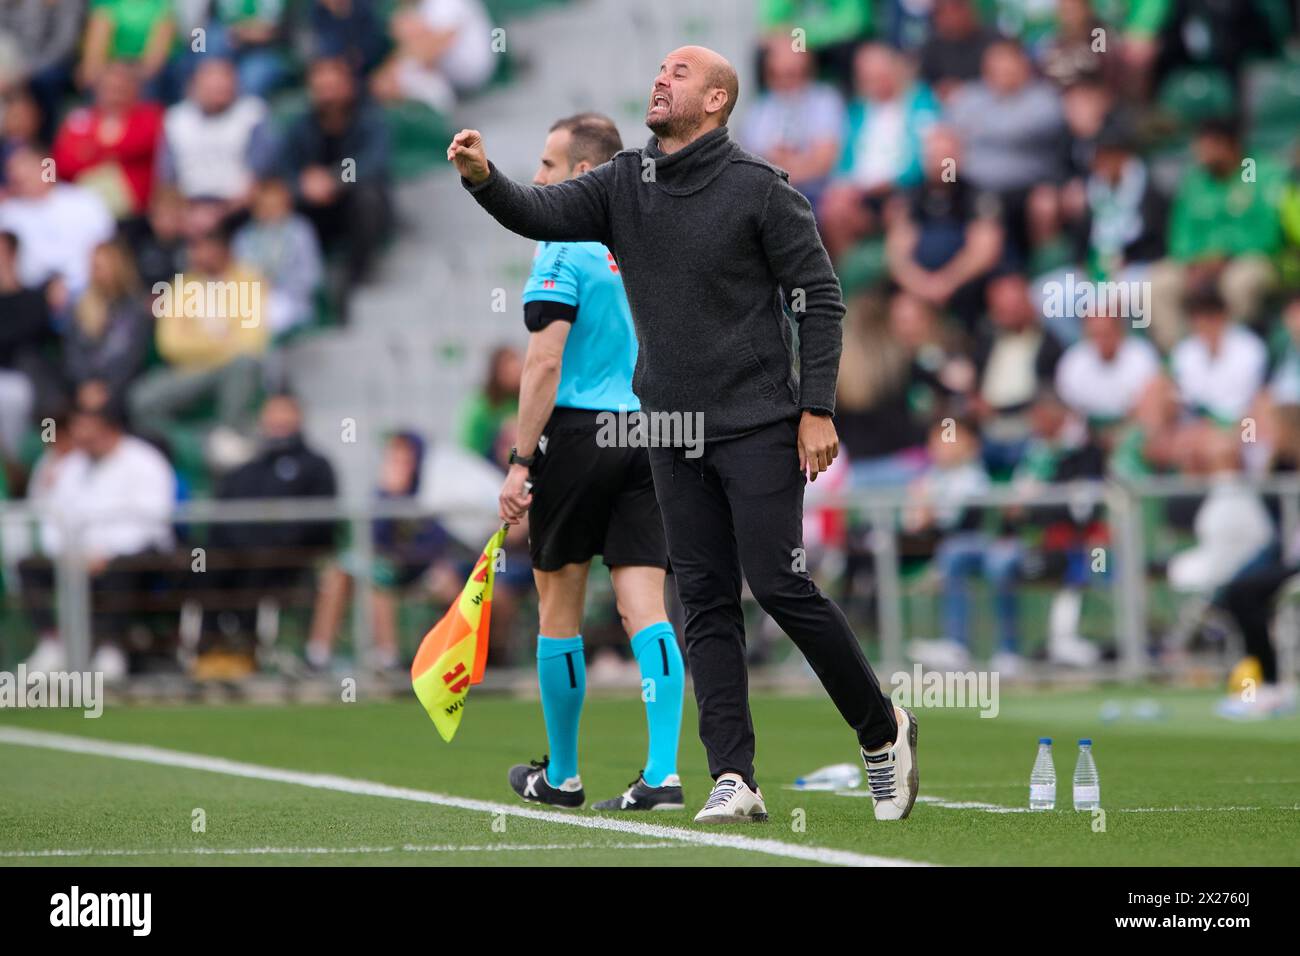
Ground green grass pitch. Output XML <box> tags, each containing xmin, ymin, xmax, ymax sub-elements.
<box><xmin>0</xmin><ymin>687</ymin><xmax>1296</xmax><ymax>866</ymax></box>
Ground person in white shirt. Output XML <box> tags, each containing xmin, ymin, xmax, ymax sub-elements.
<box><xmin>1171</xmin><ymin>286</ymin><xmax>1267</xmax><ymax>424</ymax></box>
<box><xmin>1055</xmin><ymin>310</ymin><xmax>1160</xmax><ymax>424</ymax></box>
<box><xmin>369</xmin><ymin>0</ymin><xmax>494</xmax><ymax>113</ymax></box>
<box><xmin>0</xmin><ymin>145</ymin><xmax>114</xmax><ymax>297</ymax></box>
<box><xmin>159</xmin><ymin>57</ymin><xmax>275</xmax><ymax>206</ymax></box>
<box><xmin>20</xmin><ymin>396</ymin><xmax>177</xmax><ymax>679</ymax></box>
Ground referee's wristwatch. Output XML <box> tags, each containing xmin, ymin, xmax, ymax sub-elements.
<box><xmin>508</xmin><ymin>446</ymin><xmax>536</xmax><ymax>468</ymax></box>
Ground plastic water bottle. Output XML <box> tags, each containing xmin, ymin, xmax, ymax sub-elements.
<box><xmin>794</xmin><ymin>763</ymin><xmax>862</xmax><ymax>791</ymax></box>
<box><xmin>1029</xmin><ymin>738</ymin><xmax>1056</xmax><ymax>810</ymax></box>
<box><xmin>1073</xmin><ymin>739</ymin><xmax>1101</xmax><ymax>810</ymax></box>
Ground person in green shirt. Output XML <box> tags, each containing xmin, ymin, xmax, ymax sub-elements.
<box><xmin>1148</xmin><ymin>118</ymin><xmax>1282</xmax><ymax>351</ymax></box>
<box><xmin>202</xmin><ymin>0</ymin><xmax>291</xmax><ymax>97</ymax></box>
<box><xmin>458</xmin><ymin>345</ymin><xmax>521</xmax><ymax>460</ymax></box>
<box><xmin>80</xmin><ymin>0</ymin><xmax>175</xmax><ymax>90</ymax></box>
<box><xmin>759</xmin><ymin>0</ymin><xmax>872</xmax><ymax>88</ymax></box>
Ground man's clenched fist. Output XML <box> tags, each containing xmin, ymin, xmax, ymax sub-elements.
<box><xmin>447</xmin><ymin>128</ymin><xmax>490</xmax><ymax>185</ymax></box>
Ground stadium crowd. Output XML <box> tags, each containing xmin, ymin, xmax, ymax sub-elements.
<box><xmin>0</xmin><ymin>0</ymin><xmax>1297</xmax><ymax>715</ymax></box>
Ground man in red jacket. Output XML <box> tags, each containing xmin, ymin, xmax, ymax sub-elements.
<box><xmin>53</xmin><ymin>62</ymin><xmax>164</xmax><ymax>220</ymax></box>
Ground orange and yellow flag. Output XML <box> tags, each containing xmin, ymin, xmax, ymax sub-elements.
<box><xmin>411</xmin><ymin>526</ymin><xmax>507</xmax><ymax>742</ymax></box>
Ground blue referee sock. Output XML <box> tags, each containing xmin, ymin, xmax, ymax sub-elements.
<box><xmin>536</xmin><ymin>635</ymin><xmax>585</xmax><ymax>784</ymax></box>
<box><xmin>630</xmin><ymin>621</ymin><xmax>684</xmax><ymax>787</ymax></box>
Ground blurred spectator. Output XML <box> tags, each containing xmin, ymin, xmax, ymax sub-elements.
<box><xmin>1149</xmin><ymin>119</ymin><xmax>1282</xmax><ymax>351</ymax></box>
<box><xmin>306</xmin><ymin>431</ymin><xmax>450</xmax><ymax>671</ymax></box>
<box><xmin>52</xmin><ymin>61</ymin><xmax>164</xmax><ymax>220</ymax></box>
<box><xmin>1072</xmin><ymin>117</ymin><xmax>1166</xmax><ymax>280</ymax></box>
<box><xmin>78</xmin><ymin>0</ymin><xmax>175</xmax><ymax>92</ymax></box>
<box><xmin>919</xmin><ymin>387</ymin><xmax>1106</xmax><ymax>671</ymax></box>
<box><xmin>741</xmin><ymin>35</ymin><xmax>843</xmax><ymax>207</ymax></box>
<box><xmin>233</xmin><ymin>176</ymin><xmax>324</xmax><ymax>337</ymax></box>
<box><xmin>900</xmin><ymin>415</ymin><xmax>991</xmax><ymax>546</ymax></box>
<box><xmin>369</xmin><ymin>0</ymin><xmax>494</xmax><ymax>113</ymax></box>
<box><xmin>0</xmin><ymin>228</ymin><xmax>50</xmax><ymax>461</ymax></box>
<box><xmin>946</xmin><ymin>39</ymin><xmax>1067</xmax><ymax>258</ymax></box>
<box><xmin>458</xmin><ymin>344</ymin><xmax>520</xmax><ymax>460</ymax></box>
<box><xmin>918</xmin><ymin>0</ymin><xmax>998</xmax><ymax>99</ymax></box>
<box><xmin>0</xmin><ymin>87</ymin><xmax>43</xmax><ymax>189</ymax></box>
<box><xmin>20</xmin><ymin>396</ymin><xmax>176</xmax><ymax>680</ymax></box>
<box><xmin>121</xmin><ymin>185</ymin><xmax>187</xmax><ymax>289</ymax></box>
<box><xmin>200</xmin><ymin>0</ymin><xmax>292</xmax><ymax>98</ymax></box>
<box><xmin>159</xmin><ymin>57</ymin><xmax>276</xmax><ymax>207</ymax></box>
<box><xmin>282</xmin><ymin>57</ymin><xmax>391</xmax><ymax>305</ymax></box>
<box><xmin>970</xmin><ymin>271</ymin><xmax>1065</xmax><ymax>472</ymax></box>
<box><xmin>885</xmin><ymin>125</ymin><xmax>1005</xmax><ymax>327</ymax></box>
<box><xmin>309</xmin><ymin>0</ymin><xmax>388</xmax><ymax>75</ymax></box>
<box><xmin>1167</xmin><ymin>427</ymin><xmax>1274</xmax><ymax>594</ymax></box>
<box><xmin>818</xmin><ymin>42</ymin><xmax>938</xmax><ymax>260</ymax></box>
<box><xmin>1109</xmin><ymin>374</ymin><xmax>1189</xmax><ymax>479</ymax></box>
<box><xmin>758</xmin><ymin>0</ymin><xmax>872</xmax><ymax>85</ymax></box>
<box><xmin>1266</xmin><ymin>293</ymin><xmax>1300</xmax><ymax>406</ymax></box>
<box><xmin>64</xmin><ymin>240</ymin><xmax>152</xmax><ymax>407</ymax></box>
<box><xmin>1055</xmin><ymin>310</ymin><xmax>1160</xmax><ymax>433</ymax></box>
<box><xmin>0</xmin><ymin>0</ymin><xmax>84</xmax><ymax>143</ymax></box>
<box><xmin>835</xmin><ymin>291</ymin><xmax>968</xmax><ymax>487</ymax></box>
<box><xmin>1038</xmin><ymin>0</ymin><xmax>1116</xmax><ymax>89</ymax></box>
<box><xmin>1170</xmin><ymin>286</ymin><xmax>1267</xmax><ymax>424</ymax></box>
<box><xmin>0</xmin><ymin>145</ymin><xmax>115</xmax><ymax>296</ymax></box>
<box><xmin>127</xmin><ymin>224</ymin><xmax>268</xmax><ymax>468</ymax></box>
<box><xmin>196</xmin><ymin>393</ymin><xmax>337</xmax><ymax>671</ymax></box>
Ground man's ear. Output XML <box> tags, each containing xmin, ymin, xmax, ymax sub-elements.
<box><xmin>705</xmin><ymin>88</ymin><xmax>729</xmax><ymax>118</ymax></box>
<box><xmin>572</xmin><ymin>160</ymin><xmax>593</xmax><ymax>177</ymax></box>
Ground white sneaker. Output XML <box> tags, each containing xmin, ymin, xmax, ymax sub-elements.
<box><xmin>862</xmin><ymin>707</ymin><xmax>919</xmax><ymax>821</ymax></box>
<box><xmin>90</xmin><ymin>644</ymin><xmax>128</xmax><ymax>682</ymax></box>
<box><xmin>991</xmin><ymin>650</ymin><xmax>1026</xmax><ymax>678</ymax></box>
<box><xmin>693</xmin><ymin>773</ymin><xmax>768</xmax><ymax>823</ymax></box>
<box><xmin>1048</xmin><ymin>632</ymin><xmax>1100</xmax><ymax>667</ymax></box>
<box><xmin>908</xmin><ymin>638</ymin><xmax>970</xmax><ymax>670</ymax></box>
<box><xmin>23</xmin><ymin>637</ymin><xmax>66</xmax><ymax>674</ymax></box>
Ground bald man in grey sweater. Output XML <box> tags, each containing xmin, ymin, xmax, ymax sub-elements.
<box><xmin>449</xmin><ymin>45</ymin><xmax>918</xmax><ymax>823</ymax></box>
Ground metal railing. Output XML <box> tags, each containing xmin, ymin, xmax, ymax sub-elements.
<box><xmin>2</xmin><ymin>475</ymin><xmax>1295</xmax><ymax>678</ymax></box>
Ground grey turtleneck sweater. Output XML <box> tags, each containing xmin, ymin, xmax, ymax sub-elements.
<box><xmin>462</xmin><ymin>126</ymin><xmax>845</xmax><ymax>442</ymax></box>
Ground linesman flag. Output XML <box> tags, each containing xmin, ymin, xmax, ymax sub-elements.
<box><xmin>411</xmin><ymin>526</ymin><xmax>507</xmax><ymax>742</ymax></box>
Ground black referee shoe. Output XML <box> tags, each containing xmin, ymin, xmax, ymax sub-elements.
<box><xmin>593</xmin><ymin>772</ymin><xmax>685</xmax><ymax>811</ymax></box>
<box><xmin>507</xmin><ymin>756</ymin><xmax>585</xmax><ymax>808</ymax></box>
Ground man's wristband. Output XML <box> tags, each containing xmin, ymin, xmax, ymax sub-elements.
<box><xmin>508</xmin><ymin>447</ymin><xmax>536</xmax><ymax>467</ymax></box>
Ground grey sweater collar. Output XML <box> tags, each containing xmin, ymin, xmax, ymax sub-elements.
<box><xmin>643</xmin><ymin>126</ymin><xmax>734</xmax><ymax>196</ymax></box>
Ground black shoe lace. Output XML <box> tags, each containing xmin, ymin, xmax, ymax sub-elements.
<box><xmin>703</xmin><ymin>780</ymin><xmax>739</xmax><ymax>809</ymax></box>
<box><xmin>529</xmin><ymin>756</ymin><xmax>549</xmax><ymax>773</ymax></box>
<box><xmin>864</xmin><ymin>753</ymin><xmax>896</xmax><ymax>798</ymax></box>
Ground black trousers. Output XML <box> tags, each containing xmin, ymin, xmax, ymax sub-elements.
<box><xmin>1221</xmin><ymin>561</ymin><xmax>1298</xmax><ymax>684</ymax></box>
<box><xmin>648</xmin><ymin>417</ymin><xmax>897</xmax><ymax>791</ymax></box>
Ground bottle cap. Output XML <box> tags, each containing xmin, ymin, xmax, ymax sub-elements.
<box><xmin>1038</xmin><ymin>737</ymin><xmax>1052</xmax><ymax>745</ymax></box>
<box><xmin>1079</xmin><ymin>738</ymin><xmax>1092</xmax><ymax>746</ymax></box>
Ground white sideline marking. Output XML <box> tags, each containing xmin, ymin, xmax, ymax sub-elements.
<box><xmin>0</xmin><ymin>728</ymin><xmax>929</xmax><ymax>868</ymax></box>
<box><xmin>0</xmin><ymin>842</ymin><xmax>680</xmax><ymax>860</ymax></box>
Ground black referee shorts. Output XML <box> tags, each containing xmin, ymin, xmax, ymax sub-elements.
<box><xmin>527</xmin><ymin>407</ymin><xmax>668</xmax><ymax>572</ymax></box>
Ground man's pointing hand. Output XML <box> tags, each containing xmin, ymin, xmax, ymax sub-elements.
<box><xmin>447</xmin><ymin>128</ymin><xmax>491</xmax><ymax>185</ymax></box>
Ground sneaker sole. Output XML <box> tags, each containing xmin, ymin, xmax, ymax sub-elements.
<box><xmin>593</xmin><ymin>802</ymin><xmax>686</xmax><ymax>812</ymax></box>
<box><xmin>898</xmin><ymin>707</ymin><xmax>920</xmax><ymax>820</ymax></box>
<box><xmin>692</xmin><ymin>810</ymin><xmax>769</xmax><ymax>824</ymax></box>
